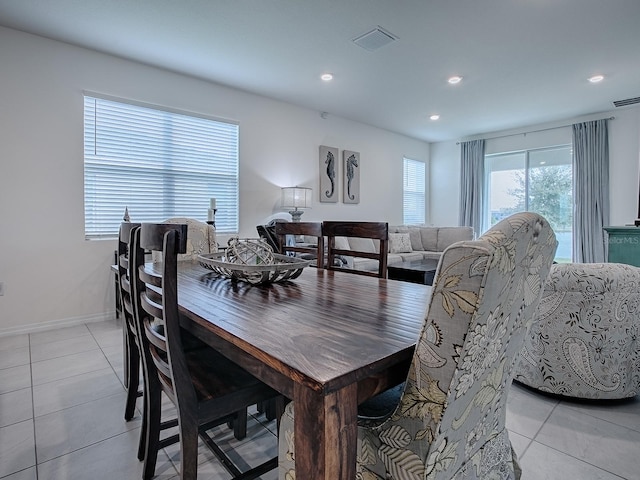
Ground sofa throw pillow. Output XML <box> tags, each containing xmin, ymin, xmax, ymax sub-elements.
<box><xmin>389</xmin><ymin>233</ymin><xmax>413</xmax><ymax>253</ymax></box>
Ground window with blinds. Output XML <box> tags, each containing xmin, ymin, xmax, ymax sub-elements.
<box><xmin>403</xmin><ymin>157</ymin><xmax>426</xmax><ymax>225</ymax></box>
<box><xmin>83</xmin><ymin>95</ymin><xmax>239</xmax><ymax>238</ymax></box>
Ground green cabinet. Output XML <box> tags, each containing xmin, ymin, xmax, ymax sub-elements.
<box><xmin>604</xmin><ymin>226</ymin><xmax>640</xmax><ymax>267</ymax></box>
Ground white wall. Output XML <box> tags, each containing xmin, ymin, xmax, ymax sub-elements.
<box><xmin>0</xmin><ymin>27</ymin><xmax>428</xmax><ymax>335</ymax></box>
<box><xmin>430</xmin><ymin>107</ymin><xmax>640</xmax><ymax>229</ymax></box>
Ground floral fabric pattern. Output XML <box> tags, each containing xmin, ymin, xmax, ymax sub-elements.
<box><xmin>278</xmin><ymin>212</ymin><xmax>557</xmax><ymax>480</ymax></box>
<box><xmin>151</xmin><ymin>217</ymin><xmax>217</xmax><ymax>262</ymax></box>
<box><xmin>514</xmin><ymin>262</ymin><xmax>640</xmax><ymax>399</ymax></box>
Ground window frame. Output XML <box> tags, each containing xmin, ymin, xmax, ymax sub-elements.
<box><xmin>403</xmin><ymin>157</ymin><xmax>426</xmax><ymax>225</ymax></box>
<box><xmin>83</xmin><ymin>94</ymin><xmax>239</xmax><ymax>239</ymax></box>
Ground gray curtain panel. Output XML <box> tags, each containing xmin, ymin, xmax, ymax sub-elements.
<box><xmin>572</xmin><ymin>119</ymin><xmax>610</xmax><ymax>263</ymax></box>
<box><xmin>458</xmin><ymin>139</ymin><xmax>485</xmax><ymax>236</ymax></box>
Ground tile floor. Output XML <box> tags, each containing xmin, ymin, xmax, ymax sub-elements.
<box><xmin>1</xmin><ymin>317</ymin><xmax>639</xmax><ymax>479</ymax></box>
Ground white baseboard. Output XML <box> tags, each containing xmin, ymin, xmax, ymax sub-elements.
<box><xmin>0</xmin><ymin>311</ymin><xmax>118</xmax><ymax>337</ymax></box>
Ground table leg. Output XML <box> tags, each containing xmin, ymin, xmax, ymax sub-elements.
<box><xmin>293</xmin><ymin>382</ymin><xmax>358</xmax><ymax>480</ymax></box>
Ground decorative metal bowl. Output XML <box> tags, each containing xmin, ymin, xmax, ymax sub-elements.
<box><xmin>197</xmin><ymin>238</ymin><xmax>311</xmax><ymax>285</ymax></box>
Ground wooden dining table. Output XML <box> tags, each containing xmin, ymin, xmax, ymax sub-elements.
<box><xmin>174</xmin><ymin>261</ymin><xmax>432</xmax><ymax>480</ymax></box>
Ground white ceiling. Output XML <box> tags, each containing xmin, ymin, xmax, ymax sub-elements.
<box><xmin>1</xmin><ymin>0</ymin><xmax>639</xmax><ymax>143</ymax></box>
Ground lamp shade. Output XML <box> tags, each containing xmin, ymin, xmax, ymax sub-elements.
<box><xmin>281</xmin><ymin>186</ymin><xmax>312</xmax><ymax>209</ymax></box>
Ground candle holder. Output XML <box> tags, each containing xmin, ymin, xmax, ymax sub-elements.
<box><xmin>207</xmin><ymin>208</ymin><xmax>217</xmax><ymax>229</ymax></box>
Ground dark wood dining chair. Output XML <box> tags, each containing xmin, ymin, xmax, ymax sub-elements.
<box><xmin>323</xmin><ymin>221</ymin><xmax>389</xmax><ymax>278</ymax></box>
<box><xmin>118</xmin><ymin>222</ymin><xmax>143</xmax><ymax>425</ymax></box>
<box><xmin>275</xmin><ymin>221</ymin><xmax>324</xmax><ymax>267</ymax></box>
<box><xmin>256</xmin><ymin>223</ymin><xmax>281</xmax><ymax>252</ymax></box>
<box><xmin>131</xmin><ymin>222</ymin><xmax>282</xmax><ymax>480</ymax></box>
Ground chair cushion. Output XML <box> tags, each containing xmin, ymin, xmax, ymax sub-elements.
<box><xmin>358</xmin><ymin>383</ymin><xmax>404</xmax><ymax>419</ymax></box>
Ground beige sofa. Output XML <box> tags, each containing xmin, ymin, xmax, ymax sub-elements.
<box><xmin>335</xmin><ymin>225</ymin><xmax>474</xmax><ymax>272</ymax></box>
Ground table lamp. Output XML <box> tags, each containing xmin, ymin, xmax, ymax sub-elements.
<box><xmin>281</xmin><ymin>186</ymin><xmax>312</xmax><ymax>222</ymax></box>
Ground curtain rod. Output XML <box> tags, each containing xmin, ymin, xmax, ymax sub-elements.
<box><xmin>456</xmin><ymin>116</ymin><xmax>615</xmax><ymax>145</ymax></box>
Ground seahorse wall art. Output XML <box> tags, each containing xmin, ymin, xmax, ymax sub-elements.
<box><xmin>319</xmin><ymin>145</ymin><xmax>339</xmax><ymax>203</ymax></box>
<box><xmin>343</xmin><ymin>150</ymin><xmax>360</xmax><ymax>204</ymax></box>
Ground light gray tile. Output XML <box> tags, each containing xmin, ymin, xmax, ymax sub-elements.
<box><xmin>0</xmin><ymin>346</ymin><xmax>30</xmax><ymax>369</ymax></box>
<box><xmin>33</xmin><ymin>367</ymin><xmax>124</xmax><ymax>417</ymax></box>
<box><xmin>29</xmin><ymin>325</ymin><xmax>90</xmax><ymax>346</ymax></box>
<box><xmin>1</xmin><ymin>466</ymin><xmax>37</xmax><ymax>480</ymax></box>
<box><xmin>31</xmin><ymin>349</ymin><xmax>111</xmax><ymax>386</ymax></box>
<box><xmin>251</xmin><ymin>409</ymin><xmax>279</xmax><ymax>436</ymax></box>
<box><xmin>0</xmin><ymin>420</ymin><xmax>35</xmax><ymax>478</ymax></box>
<box><xmin>0</xmin><ymin>387</ymin><xmax>33</xmax><ymax>428</ymax></box>
<box><xmin>35</xmin><ymin>391</ymin><xmax>141</xmax><ymax>462</ymax></box>
<box><xmin>561</xmin><ymin>396</ymin><xmax>640</xmax><ymax>434</ymax></box>
<box><xmin>165</xmin><ymin>414</ymin><xmax>277</xmax><ymax>476</ymax></box>
<box><xmin>506</xmin><ymin>383</ymin><xmax>559</xmax><ymax>438</ymax></box>
<box><xmin>101</xmin><ymin>344</ymin><xmax>124</xmax><ymax>366</ymax></box>
<box><xmin>257</xmin><ymin>468</ymin><xmax>278</xmax><ymax>480</ymax></box>
<box><xmin>536</xmin><ymin>404</ymin><xmax>640</xmax><ymax>479</ymax></box>
<box><xmin>101</xmin><ymin>344</ymin><xmax>127</xmax><ymax>385</ymax></box>
<box><xmin>89</xmin><ymin>325</ymin><xmax>124</xmax><ymax>350</ymax></box>
<box><xmin>0</xmin><ymin>364</ymin><xmax>31</xmax><ymax>395</ymax></box>
<box><xmin>217</xmin><ymin>424</ymin><xmax>278</xmax><ymax>474</ymax></box>
<box><xmin>508</xmin><ymin>430</ymin><xmax>531</xmax><ymax>460</ymax></box>
<box><xmin>0</xmin><ymin>334</ymin><xmax>29</xmax><ymax>352</ymax></box>
<box><xmin>86</xmin><ymin>319</ymin><xmax>122</xmax><ymax>336</ymax></box>
<box><xmin>520</xmin><ymin>440</ymin><xmax>623</xmax><ymax>480</ymax></box>
<box><xmin>36</xmin><ymin>428</ymin><xmax>176</xmax><ymax>480</ymax></box>
<box><xmin>30</xmin><ymin>335</ymin><xmax>99</xmax><ymax>363</ymax></box>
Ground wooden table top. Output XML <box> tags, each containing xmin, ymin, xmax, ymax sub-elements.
<box><xmin>173</xmin><ymin>262</ymin><xmax>432</xmax><ymax>396</ymax></box>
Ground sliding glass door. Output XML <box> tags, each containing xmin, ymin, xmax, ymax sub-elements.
<box><xmin>485</xmin><ymin>145</ymin><xmax>573</xmax><ymax>261</ymax></box>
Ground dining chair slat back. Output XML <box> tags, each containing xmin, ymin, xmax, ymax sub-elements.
<box><xmin>118</xmin><ymin>222</ymin><xmax>142</xmax><ymax>426</ymax></box>
<box><xmin>275</xmin><ymin>221</ymin><xmax>324</xmax><ymax>268</ymax></box>
<box><xmin>323</xmin><ymin>221</ymin><xmax>389</xmax><ymax>278</ymax></box>
<box><xmin>132</xmin><ymin>222</ymin><xmax>281</xmax><ymax>480</ymax></box>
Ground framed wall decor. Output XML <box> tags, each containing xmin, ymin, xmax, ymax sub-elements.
<box><xmin>343</xmin><ymin>150</ymin><xmax>360</xmax><ymax>204</ymax></box>
<box><xmin>319</xmin><ymin>145</ymin><xmax>339</xmax><ymax>203</ymax></box>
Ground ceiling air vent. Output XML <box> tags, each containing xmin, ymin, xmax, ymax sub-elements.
<box><xmin>353</xmin><ymin>26</ymin><xmax>398</xmax><ymax>51</ymax></box>
<box><xmin>613</xmin><ymin>97</ymin><xmax>640</xmax><ymax>108</ymax></box>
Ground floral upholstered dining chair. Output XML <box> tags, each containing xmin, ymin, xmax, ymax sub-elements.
<box><xmin>278</xmin><ymin>212</ymin><xmax>557</xmax><ymax>480</ymax></box>
<box><xmin>152</xmin><ymin>217</ymin><xmax>217</xmax><ymax>261</ymax></box>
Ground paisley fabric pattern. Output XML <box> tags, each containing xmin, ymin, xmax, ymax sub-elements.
<box><xmin>278</xmin><ymin>212</ymin><xmax>557</xmax><ymax>480</ymax></box>
<box><xmin>151</xmin><ymin>217</ymin><xmax>217</xmax><ymax>262</ymax></box>
<box><xmin>514</xmin><ymin>262</ymin><xmax>640</xmax><ymax>399</ymax></box>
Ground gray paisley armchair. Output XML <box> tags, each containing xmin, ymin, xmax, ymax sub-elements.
<box><xmin>278</xmin><ymin>212</ymin><xmax>557</xmax><ymax>480</ymax></box>
<box><xmin>515</xmin><ymin>262</ymin><xmax>640</xmax><ymax>399</ymax></box>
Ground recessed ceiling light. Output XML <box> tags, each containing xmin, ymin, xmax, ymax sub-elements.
<box><xmin>588</xmin><ymin>75</ymin><xmax>604</xmax><ymax>83</ymax></box>
<box><xmin>430</xmin><ymin>114</ymin><xmax>440</xmax><ymax>121</ymax></box>
<box><xmin>320</xmin><ymin>73</ymin><xmax>334</xmax><ymax>82</ymax></box>
<box><xmin>448</xmin><ymin>76</ymin><xmax>463</xmax><ymax>85</ymax></box>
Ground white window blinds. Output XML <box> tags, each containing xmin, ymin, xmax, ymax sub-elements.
<box><xmin>83</xmin><ymin>95</ymin><xmax>239</xmax><ymax>238</ymax></box>
<box><xmin>403</xmin><ymin>157</ymin><xmax>426</xmax><ymax>225</ymax></box>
